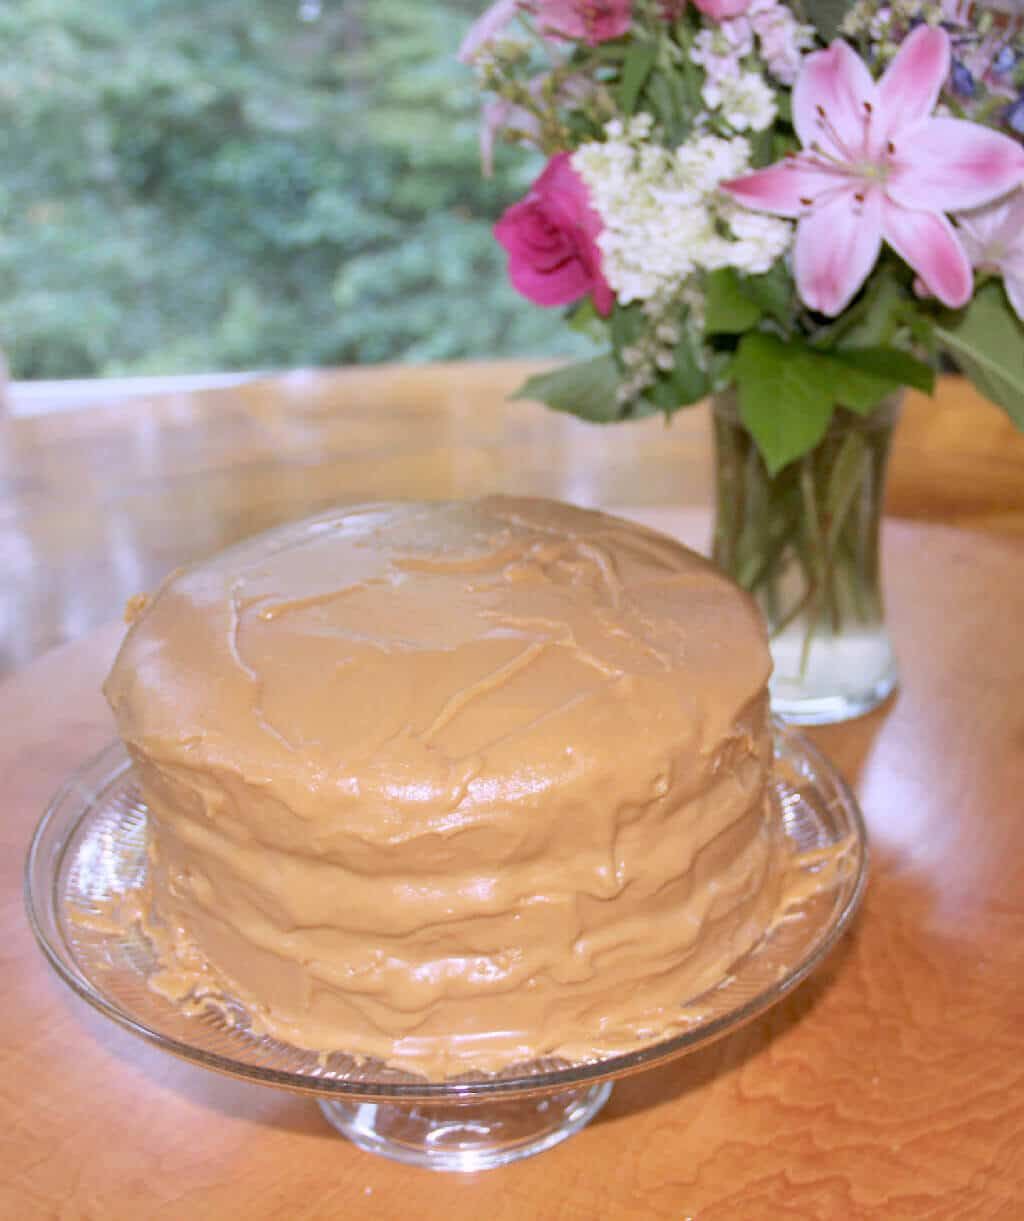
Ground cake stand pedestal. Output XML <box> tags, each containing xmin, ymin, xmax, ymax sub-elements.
<box><xmin>318</xmin><ymin>1083</ymin><xmax>613</xmax><ymax>1171</ymax></box>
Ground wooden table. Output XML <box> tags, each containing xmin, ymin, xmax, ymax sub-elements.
<box><xmin>3</xmin><ymin>365</ymin><xmax>1024</xmax><ymax>1217</ymax></box>
<box><xmin>3</xmin><ymin>364</ymin><xmax>1024</xmax><ymax>679</ymax></box>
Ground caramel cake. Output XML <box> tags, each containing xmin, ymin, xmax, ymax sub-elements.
<box><xmin>104</xmin><ymin>497</ymin><xmax>782</xmax><ymax>1077</ymax></box>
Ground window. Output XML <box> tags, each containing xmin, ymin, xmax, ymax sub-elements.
<box><xmin>3</xmin><ymin>1</ymin><xmax>585</xmax><ymax>380</ymax></box>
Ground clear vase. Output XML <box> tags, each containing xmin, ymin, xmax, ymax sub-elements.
<box><xmin>711</xmin><ymin>391</ymin><xmax>900</xmax><ymax>725</ymax></box>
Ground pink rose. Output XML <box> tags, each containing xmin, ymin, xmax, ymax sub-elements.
<box><xmin>693</xmin><ymin>0</ymin><xmax>753</xmax><ymax>20</ymax></box>
<box><xmin>459</xmin><ymin>1</ymin><xmax>631</xmax><ymax>60</ymax></box>
<box><xmin>494</xmin><ymin>152</ymin><xmax>614</xmax><ymax>315</ymax></box>
<box><xmin>534</xmin><ymin>0</ymin><xmax>632</xmax><ymax>45</ymax></box>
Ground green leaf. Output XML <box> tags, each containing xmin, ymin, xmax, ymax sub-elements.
<box><xmin>741</xmin><ymin>263</ymin><xmax>794</xmax><ymax>327</ymax></box>
<box><xmin>645</xmin><ymin>73</ymin><xmax>681</xmax><ymax>138</ymax></box>
<box><xmin>771</xmin><ymin>130</ymin><xmax>800</xmax><ymax>162</ymax></box>
<box><xmin>704</xmin><ymin>264</ymin><xmax>793</xmax><ymax>335</ymax></box>
<box><xmin>616</xmin><ymin>40</ymin><xmax>657</xmax><ymax>116</ymax></box>
<box><xmin>822</xmin><ymin>346</ymin><xmax>934</xmax><ymax>413</ymax></box>
<box><xmin>732</xmin><ymin>333</ymin><xmax>836</xmax><ymax>474</ymax></box>
<box><xmin>705</xmin><ymin>269</ymin><xmax>763</xmax><ymax>334</ymax></box>
<box><xmin>610</xmin><ymin>303</ymin><xmax>646</xmax><ymax>354</ymax></box>
<box><xmin>935</xmin><ymin>282</ymin><xmax>1024</xmax><ymax>428</ymax></box>
<box><xmin>805</xmin><ymin>0</ymin><xmax>855</xmax><ymax>41</ymax></box>
<box><xmin>747</xmin><ymin>128</ymin><xmax>775</xmax><ymax>169</ymax></box>
<box><xmin>647</xmin><ymin>329</ymin><xmax>709</xmax><ymax>413</ymax></box>
<box><xmin>511</xmin><ymin>354</ymin><xmax>623</xmax><ymax>423</ymax></box>
<box><xmin>826</xmin><ymin>264</ymin><xmax>907</xmax><ymax>349</ymax></box>
<box><xmin>566</xmin><ymin>298</ymin><xmax>607</xmax><ymax>344</ymax></box>
<box><xmin>831</xmin><ymin>346</ymin><xmax>934</xmax><ymax>394</ymax></box>
<box><xmin>670</xmin><ymin>330</ymin><xmax>710</xmax><ymax>405</ymax></box>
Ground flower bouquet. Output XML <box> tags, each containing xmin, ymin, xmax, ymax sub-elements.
<box><xmin>460</xmin><ymin>0</ymin><xmax>1024</xmax><ymax>722</ymax></box>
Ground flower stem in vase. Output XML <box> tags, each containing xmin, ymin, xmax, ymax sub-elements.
<box><xmin>712</xmin><ymin>393</ymin><xmax>901</xmax><ymax>725</ymax></box>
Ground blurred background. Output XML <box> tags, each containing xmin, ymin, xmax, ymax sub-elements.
<box><xmin>2</xmin><ymin>0</ymin><xmax>589</xmax><ymax>383</ymax></box>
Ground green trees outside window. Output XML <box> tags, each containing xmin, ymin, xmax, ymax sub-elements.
<box><xmin>2</xmin><ymin>1</ymin><xmax>584</xmax><ymax>378</ymax></box>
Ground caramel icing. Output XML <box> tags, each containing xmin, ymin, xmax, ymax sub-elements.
<box><xmin>104</xmin><ymin>497</ymin><xmax>782</xmax><ymax>1077</ymax></box>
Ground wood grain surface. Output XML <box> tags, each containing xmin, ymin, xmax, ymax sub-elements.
<box><xmin>3</xmin><ymin>510</ymin><xmax>1023</xmax><ymax>1220</ymax></box>
<box><xmin>3</xmin><ymin>364</ymin><xmax>1024</xmax><ymax>679</ymax></box>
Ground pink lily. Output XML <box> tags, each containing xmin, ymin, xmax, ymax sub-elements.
<box><xmin>722</xmin><ymin>26</ymin><xmax>1024</xmax><ymax>315</ymax></box>
<box><xmin>956</xmin><ymin>189</ymin><xmax>1024</xmax><ymax>321</ymax></box>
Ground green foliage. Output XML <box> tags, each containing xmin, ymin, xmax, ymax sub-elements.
<box><xmin>649</xmin><ymin>329</ymin><xmax>709</xmax><ymax>410</ymax></box>
<box><xmin>616</xmin><ymin>40</ymin><xmax>658</xmax><ymax>116</ymax></box>
<box><xmin>731</xmin><ymin>332</ymin><xmax>929</xmax><ymax>473</ymax></box>
<box><xmin>514</xmin><ymin>329</ymin><xmax>709</xmax><ymax>423</ymax></box>
<box><xmin>935</xmin><ymin>282</ymin><xmax>1024</xmax><ymax>429</ymax></box>
<box><xmin>804</xmin><ymin>0</ymin><xmax>855</xmax><ymax>42</ymax></box>
<box><xmin>732</xmin><ymin>334</ymin><xmax>838</xmax><ymax>474</ymax></box>
<box><xmin>1</xmin><ymin>0</ymin><xmax>584</xmax><ymax>378</ymax></box>
<box><xmin>512</xmin><ymin>354</ymin><xmax>626</xmax><ymax>422</ymax></box>
<box><xmin>737</xmin><ymin>263</ymin><xmax>795</xmax><ymax>328</ymax></box>
<box><xmin>705</xmin><ymin>265</ymin><xmax>795</xmax><ymax>335</ymax></box>
<box><xmin>704</xmin><ymin>270</ymin><xmax>765</xmax><ymax>335</ymax></box>
<box><xmin>610</xmin><ymin>302</ymin><xmax>648</xmax><ymax>353</ymax></box>
<box><xmin>823</xmin><ymin>346</ymin><xmax>934</xmax><ymax>404</ymax></box>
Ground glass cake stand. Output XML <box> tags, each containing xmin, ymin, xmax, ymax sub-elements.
<box><xmin>25</xmin><ymin>722</ymin><xmax>867</xmax><ymax>1172</ymax></box>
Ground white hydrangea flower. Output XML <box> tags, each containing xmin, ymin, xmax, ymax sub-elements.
<box><xmin>673</xmin><ymin>134</ymin><xmax>753</xmax><ymax>193</ymax></box>
<box><xmin>572</xmin><ymin>115</ymin><xmax>793</xmax><ymax>308</ymax></box>
<box><xmin>720</xmin><ymin>205</ymin><xmax>792</xmax><ymax>274</ymax></box>
<box><xmin>702</xmin><ymin>70</ymin><xmax>777</xmax><ymax>132</ymax></box>
<box><xmin>574</xmin><ymin>120</ymin><xmax>714</xmax><ymax>303</ymax></box>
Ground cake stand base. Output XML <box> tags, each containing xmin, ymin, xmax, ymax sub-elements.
<box><xmin>318</xmin><ymin>1081</ymin><xmax>613</xmax><ymax>1171</ymax></box>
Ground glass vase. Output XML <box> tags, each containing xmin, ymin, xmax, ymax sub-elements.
<box><xmin>711</xmin><ymin>391</ymin><xmax>900</xmax><ymax>725</ymax></box>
